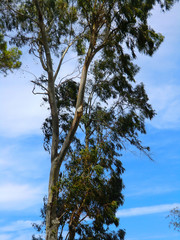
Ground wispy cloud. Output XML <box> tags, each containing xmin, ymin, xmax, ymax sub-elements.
<box><xmin>0</xmin><ymin>142</ymin><xmax>49</xmax><ymax>181</ymax></box>
<box><xmin>0</xmin><ymin>220</ymin><xmax>42</xmax><ymax>240</ymax></box>
<box><xmin>0</xmin><ymin>57</ymin><xmax>49</xmax><ymax>138</ymax></box>
<box><xmin>0</xmin><ymin>234</ymin><xmax>12</xmax><ymax>240</ymax></box>
<box><xmin>0</xmin><ymin>220</ymin><xmax>40</xmax><ymax>232</ymax></box>
<box><xmin>149</xmin><ymin>2</ymin><xmax>180</xmax><ymax>36</ymax></box>
<box><xmin>0</xmin><ymin>183</ymin><xmax>45</xmax><ymax>211</ymax></box>
<box><xmin>117</xmin><ymin>203</ymin><xmax>180</xmax><ymax>217</ymax></box>
<box><xmin>126</xmin><ymin>185</ymin><xmax>180</xmax><ymax>197</ymax></box>
<box><xmin>0</xmin><ymin>79</ymin><xmax>48</xmax><ymax>137</ymax></box>
<box><xmin>146</xmin><ymin>84</ymin><xmax>180</xmax><ymax>129</ymax></box>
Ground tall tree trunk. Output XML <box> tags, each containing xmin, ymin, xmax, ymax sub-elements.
<box><xmin>45</xmin><ymin>27</ymin><xmax>96</xmax><ymax>237</ymax></box>
<box><xmin>46</xmin><ymin>60</ymin><xmax>91</xmax><ymax>240</ymax></box>
<box><xmin>33</xmin><ymin>3</ymin><xmax>96</xmax><ymax>237</ymax></box>
<box><xmin>33</xmin><ymin>1</ymin><xmax>59</xmax><ymax>239</ymax></box>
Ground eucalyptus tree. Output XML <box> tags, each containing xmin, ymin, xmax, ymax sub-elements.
<box><xmin>1</xmin><ymin>0</ymin><xmax>179</xmax><ymax>239</ymax></box>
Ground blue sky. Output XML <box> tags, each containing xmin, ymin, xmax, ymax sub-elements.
<box><xmin>0</xmin><ymin>3</ymin><xmax>180</xmax><ymax>240</ymax></box>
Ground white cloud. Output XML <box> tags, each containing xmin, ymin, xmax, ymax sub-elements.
<box><xmin>117</xmin><ymin>203</ymin><xmax>180</xmax><ymax>217</ymax></box>
<box><xmin>146</xmin><ymin>84</ymin><xmax>180</xmax><ymax>129</ymax></box>
<box><xmin>126</xmin><ymin>186</ymin><xmax>180</xmax><ymax>197</ymax></box>
<box><xmin>0</xmin><ymin>220</ymin><xmax>39</xmax><ymax>232</ymax></box>
<box><xmin>0</xmin><ymin>219</ymin><xmax>66</xmax><ymax>240</ymax></box>
<box><xmin>0</xmin><ymin>183</ymin><xmax>45</xmax><ymax>211</ymax></box>
<box><xmin>149</xmin><ymin>2</ymin><xmax>180</xmax><ymax>35</ymax></box>
<box><xmin>0</xmin><ymin>142</ymin><xmax>49</xmax><ymax>181</ymax></box>
<box><xmin>0</xmin><ymin>234</ymin><xmax>13</xmax><ymax>240</ymax></box>
<box><xmin>0</xmin><ymin>52</ymin><xmax>50</xmax><ymax>138</ymax></box>
<box><xmin>0</xmin><ymin>76</ymin><xmax>48</xmax><ymax>137</ymax></box>
<box><xmin>148</xmin><ymin>85</ymin><xmax>180</xmax><ymax>112</ymax></box>
<box><xmin>0</xmin><ymin>220</ymin><xmax>42</xmax><ymax>240</ymax></box>
<box><xmin>0</xmin><ymin>140</ymin><xmax>48</xmax><ymax>213</ymax></box>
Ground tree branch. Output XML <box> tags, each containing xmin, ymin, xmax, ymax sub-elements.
<box><xmin>53</xmin><ymin>41</ymin><xmax>74</xmax><ymax>82</ymax></box>
<box><xmin>31</xmin><ymin>80</ymin><xmax>48</xmax><ymax>93</ymax></box>
<box><xmin>38</xmin><ymin>44</ymin><xmax>48</xmax><ymax>71</ymax></box>
<box><xmin>54</xmin><ymin>29</ymin><xmax>87</xmax><ymax>82</ymax></box>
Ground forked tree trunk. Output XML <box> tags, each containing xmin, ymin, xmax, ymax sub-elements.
<box><xmin>46</xmin><ymin>59</ymin><xmax>92</xmax><ymax>240</ymax></box>
<box><xmin>33</xmin><ymin>2</ymin><xmax>96</xmax><ymax>237</ymax></box>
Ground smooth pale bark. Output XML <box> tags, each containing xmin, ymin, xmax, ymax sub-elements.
<box><xmin>33</xmin><ymin>1</ymin><xmax>59</xmax><ymax>239</ymax></box>
<box><xmin>45</xmin><ymin>24</ymin><xmax>97</xmax><ymax>238</ymax></box>
<box><xmin>46</xmin><ymin>59</ymin><xmax>92</xmax><ymax>240</ymax></box>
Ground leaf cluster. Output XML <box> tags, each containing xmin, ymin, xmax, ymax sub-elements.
<box><xmin>167</xmin><ymin>207</ymin><xmax>180</xmax><ymax>232</ymax></box>
<box><xmin>42</xmin><ymin>78</ymin><xmax>80</xmax><ymax>153</ymax></box>
<box><xmin>0</xmin><ymin>33</ymin><xmax>21</xmax><ymax>74</ymax></box>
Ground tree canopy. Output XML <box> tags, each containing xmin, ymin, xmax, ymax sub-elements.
<box><xmin>1</xmin><ymin>0</ymin><xmax>179</xmax><ymax>239</ymax></box>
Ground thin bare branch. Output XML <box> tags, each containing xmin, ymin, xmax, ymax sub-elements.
<box><xmin>57</xmin><ymin>67</ymin><xmax>81</xmax><ymax>88</ymax></box>
<box><xmin>53</xmin><ymin>41</ymin><xmax>74</xmax><ymax>82</ymax></box>
<box><xmin>32</xmin><ymin>89</ymin><xmax>48</xmax><ymax>95</ymax></box>
<box><xmin>54</xmin><ymin>35</ymin><xmax>82</xmax><ymax>82</ymax></box>
<box><xmin>31</xmin><ymin>80</ymin><xmax>48</xmax><ymax>93</ymax></box>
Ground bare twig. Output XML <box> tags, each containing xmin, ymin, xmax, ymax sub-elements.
<box><xmin>57</xmin><ymin>69</ymin><xmax>81</xmax><ymax>88</ymax></box>
<box><xmin>53</xmin><ymin>42</ymin><xmax>74</xmax><ymax>82</ymax></box>
<box><xmin>31</xmin><ymin>80</ymin><xmax>48</xmax><ymax>93</ymax></box>
<box><xmin>54</xmin><ymin>25</ymin><xmax>88</xmax><ymax>82</ymax></box>
<box><xmin>79</xmin><ymin>214</ymin><xmax>88</xmax><ymax>223</ymax></box>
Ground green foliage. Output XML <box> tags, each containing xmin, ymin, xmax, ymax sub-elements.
<box><xmin>0</xmin><ymin>34</ymin><xmax>21</xmax><ymax>74</ymax></box>
<box><xmin>42</xmin><ymin>79</ymin><xmax>80</xmax><ymax>153</ymax></box>
<box><xmin>76</xmin><ymin>38</ymin><xmax>86</xmax><ymax>56</ymax></box>
<box><xmin>33</xmin><ymin>145</ymin><xmax>125</xmax><ymax>239</ymax></box>
<box><xmin>167</xmin><ymin>207</ymin><xmax>180</xmax><ymax>232</ymax></box>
